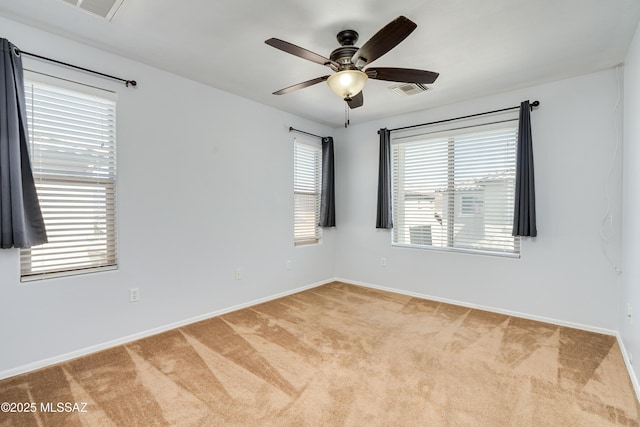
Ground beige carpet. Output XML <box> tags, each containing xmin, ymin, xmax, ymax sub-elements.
<box><xmin>1</xmin><ymin>282</ymin><xmax>638</xmax><ymax>426</ymax></box>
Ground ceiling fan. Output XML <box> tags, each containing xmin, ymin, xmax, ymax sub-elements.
<box><xmin>265</xmin><ymin>16</ymin><xmax>439</xmax><ymax>109</ymax></box>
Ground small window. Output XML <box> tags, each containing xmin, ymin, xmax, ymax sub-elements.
<box><xmin>20</xmin><ymin>79</ymin><xmax>118</xmax><ymax>280</ymax></box>
<box><xmin>392</xmin><ymin>123</ymin><xmax>519</xmax><ymax>256</ymax></box>
<box><xmin>293</xmin><ymin>137</ymin><xmax>321</xmax><ymax>245</ymax></box>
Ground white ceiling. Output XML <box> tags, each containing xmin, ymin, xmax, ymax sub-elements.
<box><xmin>1</xmin><ymin>0</ymin><xmax>639</xmax><ymax>127</ymax></box>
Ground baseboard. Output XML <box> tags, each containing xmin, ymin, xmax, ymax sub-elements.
<box><xmin>0</xmin><ymin>278</ymin><xmax>333</xmax><ymax>381</ymax></box>
<box><xmin>335</xmin><ymin>277</ymin><xmax>618</xmax><ymax>336</ymax></box>
<box><xmin>615</xmin><ymin>332</ymin><xmax>640</xmax><ymax>402</ymax></box>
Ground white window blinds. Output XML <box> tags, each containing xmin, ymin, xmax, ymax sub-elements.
<box><xmin>392</xmin><ymin>123</ymin><xmax>519</xmax><ymax>256</ymax></box>
<box><xmin>293</xmin><ymin>137</ymin><xmax>321</xmax><ymax>245</ymax></box>
<box><xmin>20</xmin><ymin>80</ymin><xmax>117</xmax><ymax>280</ymax></box>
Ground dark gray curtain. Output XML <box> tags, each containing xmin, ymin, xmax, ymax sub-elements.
<box><xmin>319</xmin><ymin>137</ymin><xmax>335</xmax><ymax>227</ymax></box>
<box><xmin>0</xmin><ymin>39</ymin><xmax>47</xmax><ymax>248</ymax></box>
<box><xmin>376</xmin><ymin>128</ymin><xmax>393</xmax><ymax>229</ymax></box>
<box><xmin>512</xmin><ymin>100</ymin><xmax>537</xmax><ymax>237</ymax></box>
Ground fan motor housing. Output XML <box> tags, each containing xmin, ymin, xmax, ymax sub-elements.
<box><xmin>330</xmin><ymin>46</ymin><xmax>358</xmax><ymax>68</ymax></box>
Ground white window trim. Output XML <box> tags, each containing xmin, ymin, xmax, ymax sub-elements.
<box><xmin>20</xmin><ymin>74</ymin><xmax>119</xmax><ymax>281</ymax></box>
<box><xmin>293</xmin><ymin>136</ymin><xmax>322</xmax><ymax>246</ymax></box>
<box><xmin>391</xmin><ymin>117</ymin><xmax>520</xmax><ymax>258</ymax></box>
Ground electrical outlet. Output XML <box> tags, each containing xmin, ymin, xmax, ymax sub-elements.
<box><xmin>286</xmin><ymin>260</ymin><xmax>293</xmax><ymax>270</ymax></box>
<box><xmin>235</xmin><ymin>268</ymin><xmax>242</xmax><ymax>280</ymax></box>
<box><xmin>129</xmin><ymin>288</ymin><xmax>140</xmax><ymax>303</ymax></box>
<box><xmin>381</xmin><ymin>257</ymin><xmax>387</xmax><ymax>267</ymax></box>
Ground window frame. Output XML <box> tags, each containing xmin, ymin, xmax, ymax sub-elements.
<box><xmin>20</xmin><ymin>73</ymin><xmax>119</xmax><ymax>281</ymax></box>
<box><xmin>293</xmin><ymin>136</ymin><xmax>322</xmax><ymax>246</ymax></box>
<box><xmin>391</xmin><ymin>119</ymin><xmax>520</xmax><ymax>258</ymax></box>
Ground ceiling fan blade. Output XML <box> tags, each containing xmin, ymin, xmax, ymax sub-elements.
<box><xmin>346</xmin><ymin>91</ymin><xmax>364</xmax><ymax>109</ymax></box>
<box><xmin>366</xmin><ymin>67</ymin><xmax>439</xmax><ymax>84</ymax></box>
<box><xmin>265</xmin><ymin>38</ymin><xmax>338</xmax><ymax>70</ymax></box>
<box><xmin>351</xmin><ymin>16</ymin><xmax>417</xmax><ymax>67</ymax></box>
<box><xmin>272</xmin><ymin>76</ymin><xmax>330</xmax><ymax>95</ymax></box>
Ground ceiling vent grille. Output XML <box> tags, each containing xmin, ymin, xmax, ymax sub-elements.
<box><xmin>389</xmin><ymin>83</ymin><xmax>430</xmax><ymax>97</ymax></box>
<box><xmin>61</xmin><ymin>0</ymin><xmax>125</xmax><ymax>20</ymax></box>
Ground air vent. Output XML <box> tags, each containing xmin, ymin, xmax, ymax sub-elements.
<box><xmin>61</xmin><ymin>0</ymin><xmax>125</xmax><ymax>20</ymax></box>
<box><xmin>389</xmin><ymin>83</ymin><xmax>430</xmax><ymax>97</ymax></box>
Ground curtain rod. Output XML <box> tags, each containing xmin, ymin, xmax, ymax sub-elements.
<box><xmin>17</xmin><ymin>49</ymin><xmax>137</xmax><ymax>87</ymax></box>
<box><xmin>388</xmin><ymin>100</ymin><xmax>540</xmax><ymax>133</ymax></box>
<box><xmin>289</xmin><ymin>127</ymin><xmax>324</xmax><ymax>139</ymax></box>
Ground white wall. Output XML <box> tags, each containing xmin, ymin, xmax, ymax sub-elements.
<box><xmin>0</xmin><ymin>17</ymin><xmax>336</xmax><ymax>377</ymax></box>
<box><xmin>334</xmin><ymin>68</ymin><xmax>623</xmax><ymax>331</ymax></box>
<box><xmin>621</xmin><ymin>19</ymin><xmax>640</xmax><ymax>387</ymax></box>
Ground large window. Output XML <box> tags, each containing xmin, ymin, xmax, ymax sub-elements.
<box><xmin>20</xmin><ymin>78</ymin><xmax>117</xmax><ymax>280</ymax></box>
<box><xmin>391</xmin><ymin>122</ymin><xmax>519</xmax><ymax>256</ymax></box>
<box><xmin>293</xmin><ymin>137</ymin><xmax>321</xmax><ymax>245</ymax></box>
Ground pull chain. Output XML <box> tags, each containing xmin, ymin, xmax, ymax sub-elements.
<box><xmin>344</xmin><ymin>101</ymin><xmax>350</xmax><ymax>128</ymax></box>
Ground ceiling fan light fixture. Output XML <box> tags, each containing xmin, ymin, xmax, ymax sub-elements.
<box><xmin>326</xmin><ymin>70</ymin><xmax>368</xmax><ymax>100</ymax></box>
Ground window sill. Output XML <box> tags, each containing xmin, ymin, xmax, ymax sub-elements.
<box><xmin>21</xmin><ymin>265</ymin><xmax>118</xmax><ymax>283</ymax></box>
<box><xmin>391</xmin><ymin>243</ymin><xmax>520</xmax><ymax>259</ymax></box>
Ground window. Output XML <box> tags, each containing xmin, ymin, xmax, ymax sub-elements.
<box><xmin>392</xmin><ymin>122</ymin><xmax>519</xmax><ymax>256</ymax></box>
<box><xmin>293</xmin><ymin>137</ymin><xmax>321</xmax><ymax>245</ymax></box>
<box><xmin>20</xmin><ymin>78</ymin><xmax>117</xmax><ymax>280</ymax></box>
